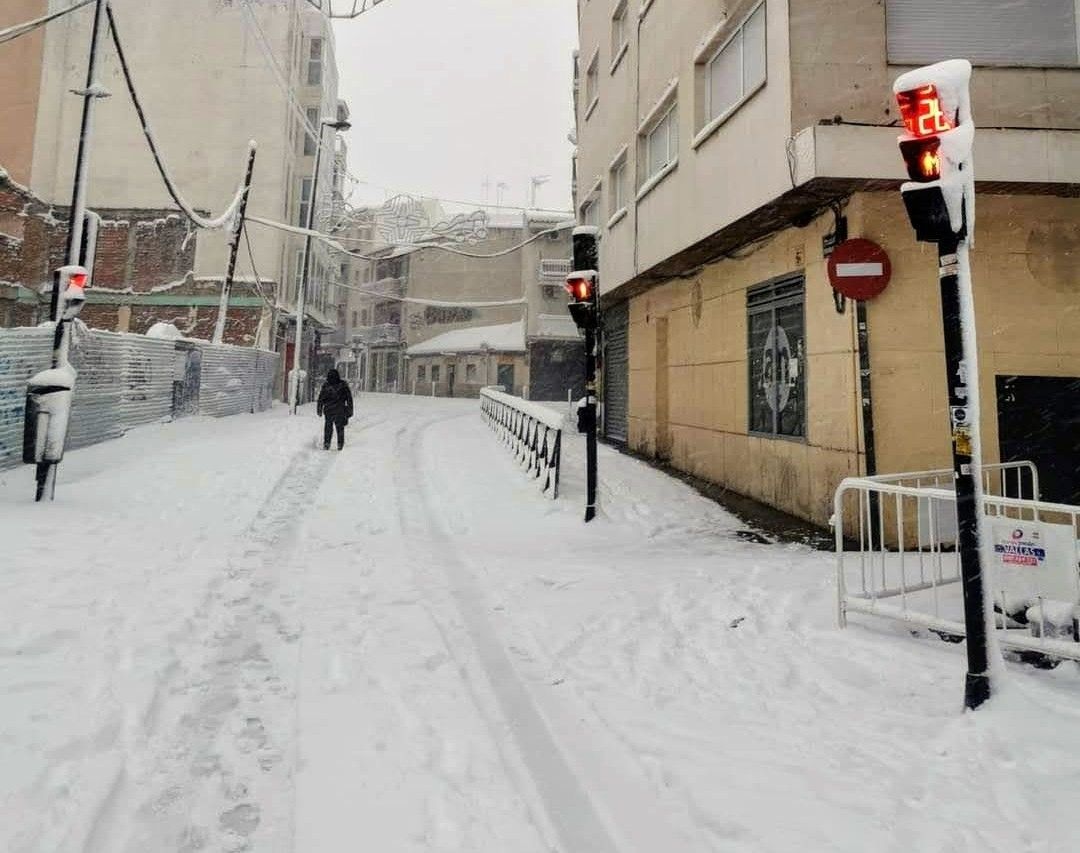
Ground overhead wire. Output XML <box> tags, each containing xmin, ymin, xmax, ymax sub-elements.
<box><xmin>107</xmin><ymin>3</ymin><xmax>252</xmax><ymax>231</ymax></box>
<box><xmin>246</xmin><ymin>214</ymin><xmax>574</xmax><ymax>260</ymax></box>
<box><xmin>0</xmin><ymin>0</ymin><xmax>96</xmax><ymax>47</ymax></box>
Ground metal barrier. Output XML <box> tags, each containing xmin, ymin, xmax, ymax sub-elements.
<box><xmin>0</xmin><ymin>325</ymin><xmax>280</xmax><ymax>469</ymax></box>
<box><xmin>835</xmin><ymin>461</ymin><xmax>1080</xmax><ymax>662</ymax></box>
<box><xmin>480</xmin><ymin>387</ymin><xmax>562</xmax><ymax>499</ymax></box>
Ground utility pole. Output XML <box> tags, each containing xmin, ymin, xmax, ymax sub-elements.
<box><xmin>893</xmin><ymin>60</ymin><xmax>990</xmax><ymax>710</ymax></box>
<box><xmin>291</xmin><ymin>117</ymin><xmax>351</xmax><ymax>414</ymax></box>
<box><xmin>213</xmin><ymin>143</ymin><xmax>258</xmax><ymax>345</ymax></box>
<box><xmin>57</xmin><ymin>0</ymin><xmax>108</xmax><ymax>318</ymax></box>
<box><xmin>566</xmin><ymin>226</ymin><xmax>601</xmax><ymax>523</ymax></box>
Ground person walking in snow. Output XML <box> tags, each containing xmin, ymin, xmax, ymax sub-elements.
<box><xmin>317</xmin><ymin>368</ymin><xmax>353</xmax><ymax>450</ymax></box>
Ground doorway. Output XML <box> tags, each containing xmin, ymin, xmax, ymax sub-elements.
<box><xmin>497</xmin><ymin>363</ymin><xmax>514</xmax><ymax>393</ymax></box>
<box><xmin>996</xmin><ymin>375</ymin><xmax>1080</xmax><ymax>504</ymax></box>
<box><xmin>447</xmin><ymin>364</ymin><xmax>456</xmax><ymax>398</ymax></box>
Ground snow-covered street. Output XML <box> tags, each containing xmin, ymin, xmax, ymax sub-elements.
<box><xmin>2</xmin><ymin>395</ymin><xmax>1079</xmax><ymax>852</ymax></box>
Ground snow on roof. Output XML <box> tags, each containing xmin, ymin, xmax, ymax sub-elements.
<box><xmin>533</xmin><ymin>314</ymin><xmax>580</xmax><ymax>341</ymax></box>
<box><xmin>407</xmin><ymin>320</ymin><xmax>525</xmax><ymax>356</ymax></box>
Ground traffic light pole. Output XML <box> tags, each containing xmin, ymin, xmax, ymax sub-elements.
<box><xmin>584</xmin><ymin>325</ymin><xmax>598</xmax><ymax>523</ymax></box>
<box><xmin>938</xmin><ymin>235</ymin><xmax>991</xmax><ymax>710</ymax></box>
<box><xmin>57</xmin><ymin>0</ymin><xmax>107</xmax><ymax>320</ymax></box>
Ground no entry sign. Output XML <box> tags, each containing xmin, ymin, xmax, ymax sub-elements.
<box><xmin>827</xmin><ymin>238</ymin><xmax>892</xmax><ymax>300</ymax></box>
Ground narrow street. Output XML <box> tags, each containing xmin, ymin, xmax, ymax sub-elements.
<box><xmin>2</xmin><ymin>396</ymin><xmax>1079</xmax><ymax>852</ymax></box>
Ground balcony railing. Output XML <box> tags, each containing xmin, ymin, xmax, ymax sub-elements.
<box><xmin>350</xmin><ymin>324</ymin><xmax>402</xmax><ymax>345</ymax></box>
<box><xmin>538</xmin><ymin>258</ymin><xmax>572</xmax><ymax>283</ymax></box>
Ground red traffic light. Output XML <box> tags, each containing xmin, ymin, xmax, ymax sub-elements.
<box><xmin>896</xmin><ymin>85</ymin><xmax>953</xmax><ymax>138</ymax></box>
<box><xmin>69</xmin><ymin>271</ymin><xmax>88</xmax><ymax>289</ymax></box>
<box><xmin>899</xmin><ymin>136</ymin><xmax>942</xmax><ymax>182</ymax></box>
<box><xmin>564</xmin><ymin>276</ymin><xmax>594</xmax><ymax>302</ymax></box>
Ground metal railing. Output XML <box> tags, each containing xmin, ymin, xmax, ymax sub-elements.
<box><xmin>835</xmin><ymin>461</ymin><xmax>1080</xmax><ymax>662</ymax></box>
<box><xmin>480</xmin><ymin>387</ymin><xmax>562</xmax><ymax>500</ymax></box>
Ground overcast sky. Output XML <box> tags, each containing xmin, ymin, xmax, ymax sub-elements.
<box><xmin>332</xmin><ymin>0</ymin><xmax>578</xmax><ymax>214</ymax></box>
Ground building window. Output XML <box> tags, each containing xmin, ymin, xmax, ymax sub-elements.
<box><xmin>704</xmin><ymin>2</ymin><xmax>766</xmax><ymax>126</ymax></box>
<box><xmin>466</xmin><ymin>363</ymin><xmax>477</xmax><ymax>382</ymax></box>
<box><xmin>886</xmin><ymin>0</ymin><xmax>1079</xmax><ymax>67</ymax></box>
<box><xmin>431</xmin><ymin>365</ymin><xmax>441</xmax><ymax>384</ymax></box>
<box><xmin>747</xmin><ymin>274</ymin><xmax>805</xmax><ymax>439</ymax></box>
<box><xmin>418</xmin><ymin>365</ymin><xmax>426</xmax><ymax>382</ymax></box>
<box><xmin>303</xmin><ymin>107</ymin><xmax>319</xmax><ymax>155</ymax></box>
<box><xmin>584</xmin><ymin>50</ymin><xmax>600</xmax><ymax>116</ymax></box>
<box><xmin>580</xmin><ymin>196</ymin><xmax>600</xmax><ymax>228</ymax></box>
<box><xmin>608</xmin><ymin>150</ymin><xmax>628</xmax><ymax>219</ymax></box>
<box><xmin>351</xmin><ymin>310</ymin><xmax>358</xmax><ymax>328</ymax></box>
<box><xmin>307</xmin><ymin>37</ymin><xmax>324</xmax><ymax>86</ymax></box>
<box><xmin>642</xmin><ymin>102</ymin><xmax>678</xmax><ymax>184</ymax></box>
<box><xmin>293</xmin><ymin>249</ymin><xmax>305</xmax><ymax>301</ymax></box>
<box><xmin>611</xmin><ymin>1</ymin><xmax>629</xmax><ymax>69</ymax></box>
<box><xmin>297</xmin><ymin>177</ymin><xmax>313</xmax><ymax>227</ymax></box>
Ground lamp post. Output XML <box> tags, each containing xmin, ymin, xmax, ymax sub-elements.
<box><xmin>290</xmin><ymin>116</ymin><xmax>350</xmax><ymax>414</ymax></box>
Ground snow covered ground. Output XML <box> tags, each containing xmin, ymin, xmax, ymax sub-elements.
<box><xmin>2</xmin><ymin>395</ymin><xmax>1078</xmax><ymax>852</ymax></box>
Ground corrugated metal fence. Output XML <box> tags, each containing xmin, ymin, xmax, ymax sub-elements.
<box><xmin>0</xmin><ymin>326</ymin><xmax>280</xmax><ymax>470</ymax></box>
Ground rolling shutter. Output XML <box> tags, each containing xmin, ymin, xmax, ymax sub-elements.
<box><xmin>886</xmin><ymin>0</ymin><xmax>1079</xmax><ymax>67</ymax></box>
<box><xmin>602</xmin><ymin>301</ymin><xmax>629</xmax><ymax>444</ymax></box>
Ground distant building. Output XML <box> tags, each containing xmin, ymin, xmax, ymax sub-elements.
<box><xmin>574</xmin><ymin>0</ymin><xmax>1080</xmax><ymax>523</ymax></box>
<box><xmin>336</xmin><ymin>202</ymin><xmax>584</xmax><ymax>400</ymax></box>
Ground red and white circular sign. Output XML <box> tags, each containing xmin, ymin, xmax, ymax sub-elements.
<box><xmin>827</xmin><ymin>238</ymin><xmax>892</xmax><ymax>301</ymax></box>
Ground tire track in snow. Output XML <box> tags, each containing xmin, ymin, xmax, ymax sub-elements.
<box><xmin>81</xmin><ymin>444</ymin><xmax>336</xmax><ymax>853</ymax></box>
<box><xmin>393</xmin><ymin>413</ymin><xmax>620</xmax><ymax>853</ymax></box>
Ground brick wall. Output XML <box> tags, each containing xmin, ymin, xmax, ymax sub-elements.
<box><xmin>0</xmin><ymin>172</ymin><xmax>266</xmax><ymax>345</ymax></box>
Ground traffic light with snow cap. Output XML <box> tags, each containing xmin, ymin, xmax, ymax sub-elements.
<box><xmin>565</xmin><ymin>270</ymin><xmax>599</xmax><ymax>331</ymax></box>
<box><xmin>893</xmin><ymin>60</ymin><xmax>975</xmax><ymax>244</ymax></box>
<box><xmin>56</xmin><ymin>265</ymin><xmax>90</xmax><ymax>321</ymax></box>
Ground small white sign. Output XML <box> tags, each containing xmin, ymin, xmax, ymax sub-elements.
<box><xmin>836</xmin><ymin>262</ymin><xmax>885</xmax><ymax>277</ymax></box>
<box><xmin>987</xmin><ymin>520</ymin><xmax>1080</xmax><ymax>608</ymax></box>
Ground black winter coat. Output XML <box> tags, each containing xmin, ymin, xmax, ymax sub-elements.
<box><xmin>317</xmin><ymin>379</ymin><xmax>353</xmax><ymax>421</ymax></box>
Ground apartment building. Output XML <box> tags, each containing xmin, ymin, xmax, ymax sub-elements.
<box><xmin>0</xmin><ymin>0</ymin><xmax>348</xmax><ymax>379</ymax></box>
<box><xmin>575</xmin><ymin>0</ymin><xmax>1080</xmax><ymax>524</ymax></box>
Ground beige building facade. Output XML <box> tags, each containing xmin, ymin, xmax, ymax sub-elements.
<box><xmin>575</xmin><ymin>0</ymin><xmax>1080</xmax><ymax>525</ymax></box>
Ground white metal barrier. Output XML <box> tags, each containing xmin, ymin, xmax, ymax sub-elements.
<box><xmin>835</xmin><ymin>461</ymin><xmax>1080</xmax><ymax>662</ymax></box>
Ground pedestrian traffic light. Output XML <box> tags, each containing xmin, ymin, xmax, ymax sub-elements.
<box><xmin>565</xmin><ymin>271</ymin><xmax>599</xmax><ymax>330</ymax></box>
<box><xmin>893</xmin><ymin>60</ymin><xmax>974</xmax><ymax>244</ymax></box>
<box><xmin>56</xmin><ymin>265</ymin><xmax>89</xmax><ymax>321</ymax></box>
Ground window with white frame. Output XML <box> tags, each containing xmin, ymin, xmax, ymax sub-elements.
<box><xmin>886</xmin><ymin>0</ymin><xmax>1078</xmax><ymax>67</ymax></box>
<box><xmin>611</xmin><ymin>1</ymin><xmax>629</xmax><ymax>66</ymax></box>
<box><xmin>580</xmin><ymin>195</ymin><xmax>601</xmax><ymax>228</ymax></box>
<box><xmin>307</xmin><ymin>37</ymin><xmax>324</xmax><ymax>86</ymax></box>
<box><xmin>704</xmin><ymin>2</ymin><xmax>766</xmax><ymax>126</ymax></box>
<box><xmin>609</xmin><ymin>153</ymin><xmax>628</xmax><ymax>218</ymax></box>
<box><xmin>297</xmin><ymin>177</ymin><xmax>313</xmax><ymax>227</ymax></box>
<box><xmin>303</xmin><ymin>107</ymin><xmax>318</xmax><ymax>155</ymax></box>
<box><xmin>585</xmin><ymin>50</ymin><xmax>600</xmax><ymax>113</ymax></box>
<box><xmin>642</xmin><ymin>102</ymin><xmax>678</xmax><ymax>184</ymax></box>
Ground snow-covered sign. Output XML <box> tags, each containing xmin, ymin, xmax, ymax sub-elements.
<box><xmin>986</xmin><ymin>520</ymin><xmax>1080</xmax><ymax>609</ymax></box>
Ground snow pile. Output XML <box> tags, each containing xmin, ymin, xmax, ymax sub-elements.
<box><xmin>145</xmin><ymin>321</ymin><xmax>183</xmax><ymax>340</ymax></box>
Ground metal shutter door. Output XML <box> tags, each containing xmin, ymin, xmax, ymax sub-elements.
<box><xmin>887</xmin><ymin>0</ymin><xmax>1079</xmax><ymax>67</ymax></box>
<box><xmin>603</xmin><ymin>301</ymin><xmax>629</xmax><ymax>444</ymax></box>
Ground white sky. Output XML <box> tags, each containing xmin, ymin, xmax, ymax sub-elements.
<box><xmin>332</xmin><ymin>0</ymin><xmax>579</xmax><ymax>213</ymax></box>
